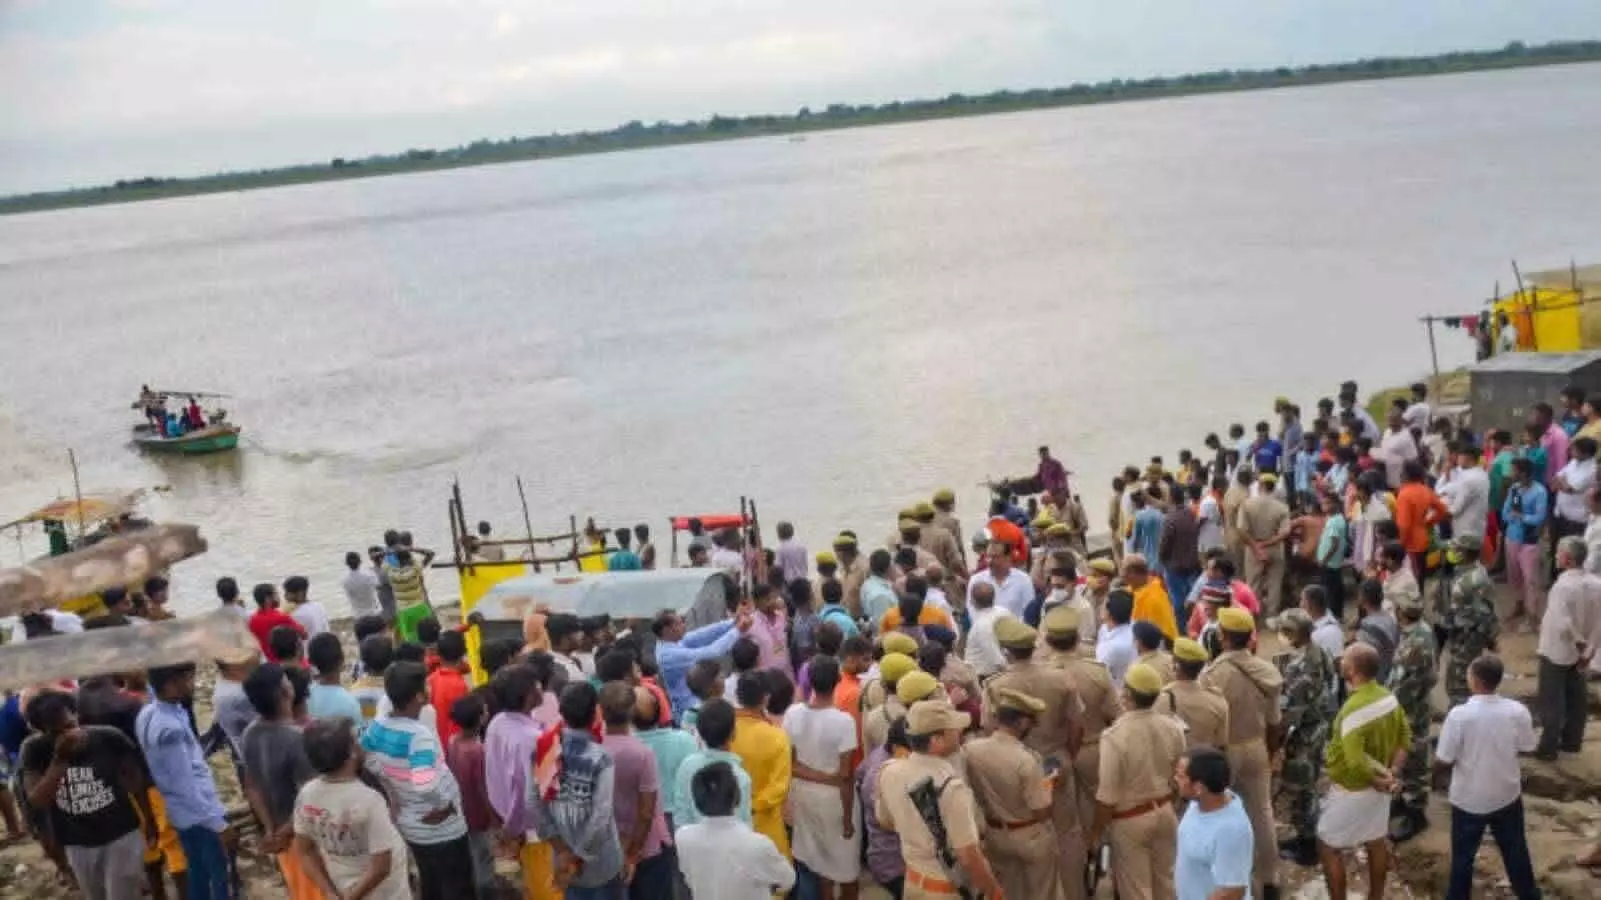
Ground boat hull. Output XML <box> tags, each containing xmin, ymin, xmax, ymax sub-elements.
<box><xmin>133</xmin><ymin>425</ymin><xmax>241</xmax><ymax>455</ymax></box>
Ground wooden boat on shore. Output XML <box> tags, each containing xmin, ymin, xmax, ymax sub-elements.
<box><xmin>132</xmin><ymin>423</ymin><xmax>241</xmax><ymax>455</ymax></box>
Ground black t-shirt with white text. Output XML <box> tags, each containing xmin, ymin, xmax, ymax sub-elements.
<box><xmin>19</xmin><ymin>726</ymin><xmax>142</xmax><ymax>847</ymax></box>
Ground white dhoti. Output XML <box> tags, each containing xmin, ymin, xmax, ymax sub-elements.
<box><xmin>788</xmin><ymin>780</ymin><xmax>862</xmax><ymax>883</ymax></box>
<box><xmin>1316</xmin><ymin>785</ymin><xmax>1390</xmax><ymax>849</ymax></box>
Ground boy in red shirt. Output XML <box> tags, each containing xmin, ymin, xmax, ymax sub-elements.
<box><xmin>427</xmin><ymin>630</ymin><xmax>472</xmax><ymax>746</ymax></box>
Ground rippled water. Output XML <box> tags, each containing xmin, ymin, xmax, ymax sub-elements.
<box><xmin>3</xmin><ymin>64</ymin><xmax>1600</xmax><ymax>615</ymax></box>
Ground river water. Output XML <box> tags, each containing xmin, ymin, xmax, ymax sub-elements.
<box><xmin>3</xmin><ymin>64</ymin><xmax>1601</xmax><ymax>616</ymax></box>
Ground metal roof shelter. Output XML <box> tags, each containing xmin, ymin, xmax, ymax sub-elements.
<box><xmin>1468</xmin><ymin>351</ymin><xmax>1601</xmax><ymax>433</ymax></box>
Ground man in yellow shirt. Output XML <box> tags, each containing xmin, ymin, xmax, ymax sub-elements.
<box><xmin>1122</xmin><ymin>554</ymin><xmax>1177</xmax><ymax>643</ymax></box>
<box><xmin>728</xmin><ymin>671</ymin><xmax>793</xmax><ymax>858</ymax></box>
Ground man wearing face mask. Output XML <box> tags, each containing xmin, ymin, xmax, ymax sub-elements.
<box><xmin>1040</xmin><ymin>564</ymin><xmax>1095</xmax><ymax>641</ymax></box>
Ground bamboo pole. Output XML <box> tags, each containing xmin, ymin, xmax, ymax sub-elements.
<box><xmin>69</xmin><ymin>449</ymin><xmax>85</xmax><ymax>540</ymax></box>
<box><xmin>516</xmin><ymin>476</ymin><xmax>540</xmax><ymax>574</ymax></box>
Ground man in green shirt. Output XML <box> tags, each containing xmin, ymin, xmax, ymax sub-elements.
<box><xmin>1317</xmin><ymin>643</ymin><xmax>1410</xmax><ymax>900</ymax></box>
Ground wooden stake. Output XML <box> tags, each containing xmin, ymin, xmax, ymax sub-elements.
<box><xmin>516</xmin><ymin>476</ymin><xmax>540</xmax><ymax>573</ymax></box>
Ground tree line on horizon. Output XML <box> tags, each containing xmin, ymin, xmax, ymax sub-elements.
<box><xmin>6</xmin><ymin>39</ymin><xmax>1601</xmax><ymax>212</ymax></box>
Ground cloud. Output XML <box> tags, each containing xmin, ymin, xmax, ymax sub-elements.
<box><xmin>1</xmin><ymin>0</ymin><xmax>1599</xmax><ymax>192</ymax></box>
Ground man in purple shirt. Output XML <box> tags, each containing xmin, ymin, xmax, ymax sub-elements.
<box><xmin>600</xmin><ymin>684</ymin><xmax>673</xmax><ymax>900</ymax></box>
<box><xmin>748</xmin><ymin>585</ymin><xmax>791</xmax><ymax>677</ymax></box>
<box><xmin>1037</xmin><ymin>445</ymin><xmax>1070</xmax><ymax>499</ymax></box>
<box><xmin>484</xmin><ymin>666</ymin><xmax>551</xmax><ymax>896</ymax></box>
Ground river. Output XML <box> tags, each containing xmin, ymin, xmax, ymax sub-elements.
<box><xmin>3</xmin><ymin>63</ymin><xmax>1600</xmax><ymax>616</ymax></box>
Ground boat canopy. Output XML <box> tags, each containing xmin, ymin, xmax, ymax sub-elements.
<box><xmin>669</xmin><ymin>513</ymin><xmax>749</xmax><ymax>532</ymax></box>
<box><xmin>0</xmin><ymin>491</ymin><xmax>144</xmax><ymax>532</ymax></box>
<box><xmin>475</xmin><ymin>568</ymin><xmax>733</xmax><ymax>629</ymax></box>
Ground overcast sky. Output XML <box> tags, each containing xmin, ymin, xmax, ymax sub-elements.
<box><xmin>2</xmin><ymin>0</ymin><xmax>1598</xmax><ymax>194</ymax></box>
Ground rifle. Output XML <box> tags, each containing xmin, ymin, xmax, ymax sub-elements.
<box><xmin>907</xmin><ymin>776</ymin><xmax>976</xmax><ymax>900</ymax></box>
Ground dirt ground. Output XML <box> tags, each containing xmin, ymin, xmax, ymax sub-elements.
<box><xmin>3</xmin><ymin>586</ymin><xmax>1600</xmax><ymax>899</ymax></box>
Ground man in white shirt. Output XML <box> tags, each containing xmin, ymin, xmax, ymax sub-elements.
<box><xmin>1094</xmin><ymin>590</ymin><xmax>1138</xmax><ymax>689</ymax></box>
<box><xmin>676</xmin><ymin>760</ymin><xmax>796</xmax><ymax>900</ymax></box>
<box><xmin>966</xmin><ymin>540</ymin><xmax>1033</xmax><ymax>620</ymax></box>
<box><xmin>1379</xmin><ymin>409</ymin><xmax>1420</xmax><ymax>489</ymax></box>
<box><xmin>710</xmin><ymin>529</ymin><xmax>746</xmax><ymax>576</ymax></box>
<box><xmin>283</xmin><ymin>575</ymin><xmax>331</xmax><ymax>637</ymax></box>
<box><xmin>1444</xmin><ymin>446</ymin><xmax>1491</xmax><ymax>545</ymax></box>
<box><xmin>1401</xmin><ymin>383</ymin><xmax>1431</xmax><ymax>432</ymax></box>
<box><xmin>1534</xmin><ymin>537</ymin><xmax>1600</xmax><ymax>760</ymax></box>
<box><xmin>9</xmin><ymin>607</ymin><xmax>83</xmax><ymax>642</ymax></box>
<box><xmin>773</xmin><ymin>521</ymin><xmax>809</xmax><ymax>584</ymax></box>
<box><xmin>962</xmin><ymin>582</ymin><xmax>1014</xmax><ymax>677</ymax></box>
<box><xmin>1434</xmin><ymin>654</ymin><xmax>1539</xmax><ymax>900</ymax></box>
<box><xmin>341</xmin><ymin>551</ymin><xmax>382</xmax><ymax>619</ymax></box>
<box><xmin>1552</xmin><ymin>436</ymin><xmax>1597</xmax><ymax>550</ymax></box>
<box><xmin>1300</xmin><ymin>584</ymin><xmax>1345</xmax><ymax>666</ymax></box>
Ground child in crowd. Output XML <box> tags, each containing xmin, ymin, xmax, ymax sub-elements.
<box><xmin>724</xmin><ymin>638</ymin><xmax>762</xmax><ymax>699</ymax></box>
<box><xmin>268</xmin><ymin>625</ymin><xmax>304</xmax><ymax>668</ymax></box>
<box><xmin>293</xmin><ymin>718</ymin><xmax>411</xmax><ymax>900</ymax></box>
<box><xmin>428</xmin><ymin>632</ymin><xmax>472</xmax><ymax>746</ymax></box>
<box><xmin>361</xmin><ymin>662</ymin><xmax>472</xmax><ymax>899</ymax></box>
<box><xmin>305</xmin><ymin>633</ymin><xmax>363</xmax><ymax>724</ymax></box>
<box><xmin>683</xmin><ymin>659</ymin><xmax>724</xmax><ymax>738</ymax></box>
<box><xmin>444</xmin><ymin>694</ymin><xmax>497</xmax><ymax>896</ymax></box>
<box><xmin>417</xmin><ymin>618</ymin><xmax>444</xmax><ymax>672</ymax></box>
<box><xmin>347</xmin><ymin>615</ymin><xmax>390</xmax><ymax>682</ymax></box>
<box><xmin>351</xmin><ymin>636</ymin><xmax>392</xmax><ymax>725</ymax></box>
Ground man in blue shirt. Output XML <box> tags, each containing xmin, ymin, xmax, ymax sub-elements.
<box><xmin>136</xmin><ymin>663</ymin><xmax>236</xmax><ymax>899</ymax></box>
<box><xmin>1175</xmin><ymin>746</ymin><xmax>1254</xmax><ymax>900</ymax></box>
<box><xmin>652</xmin><ymin>608</ymin><xmax>751</xmax><ymax>721</ymax></box>
<box><xmin>1130</xmin><ymin>491</ymin><xmax>1165</xmax><ymax>571</ymax></box>
<box><xmin>1501</xmin><ymin>457</ymin><xmax>1550</xmax><ymax>627</ymax></box>
<box><xmin>607</xmin><ymin>527</ymin><xmax>643</xmax><ymax>571</ymax></box>
<box><xmin>1251</xmin><ymin>421</ymin><xmax>1284</xmax><ymax>475</ymax></box>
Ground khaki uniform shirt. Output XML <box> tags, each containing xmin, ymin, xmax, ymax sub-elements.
<box><xmin>920</xmin><ymin>525</ymin><xmax>966</xmax><ymax>576</ymax></box>
<box><xmin>932</xmin><ymin>511</ymin><xmax>966</xmax><ymax>565</ymax></box>
<box><xmin>1222</xmin><ymin>485</ymin><xmax>1250</xmax><ymax>549</ymax></box>
<box><xmin>963</xmin><ymin>732</ymin><xmax>1053</xmax><ymax>827</ymax></box>
<box><xmin>981</xmin><ymin>661</ymin><xmax>1083</xmax><ymax>763</ymax></box>
<box><xmin>1198</xmin><ymin>650</ymin><xmax>1284</xmax><ymax>745</ymax></box>
<box><xmin>1238</xmin><ymin>496</ymin><xmax>1291</xmax><ymax>548</ymax></box>
<box><xmin>876</xmin><ymin>753</ymin><xmax>984</xmax><ymax>876</ymax></box>
<box><xmin>1046</xmin><ymin>653</ymin><xmax>1119</xmax><ymax>747</ymax></box>
<box><xmin>1157</xmin><ymin>680</ymin><xmax>1231</xmax><ymax>750</ymax></box>
<box><xmin>865</xmin><ymin>695</ymin><xmax>907</xmax><ymax>750</ymax></box>
<box><xmin>841</xmin><ymin>557</ymin><xmax>868</xmax><ymax>618</ymax></box>
<box><xmin>1095</xmin><ymin>708</ymin><xmax>1187</xmax><ymax>811</ymax></box>
<box><xmin>1138</xmin><ymin>649</ymin><xmax>1176</xmax><ymax>686</ymax></box>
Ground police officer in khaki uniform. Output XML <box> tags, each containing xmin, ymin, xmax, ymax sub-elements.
<box><xmin>1237</xmin><ymin>471</ymin><xmax>1291</xmax><ymax>614</ymax></box>
<box><xmin>1132</xmin><ymin>621</ymin><xmax>1175</xmax><ymax>684</ymax></box>
<box><xmin>1088</xmin><ymin>663</ymin><xmax>1187</xmax><ymax>900</ymax></box>
<box><xmin>913</xmin><ymin>502</ymin><xmax>968</xmax><ymax>577</ymax></box>
<box><xmin>1030</xmin><ymin>524</ymin><xmax>1080</xmax><ymax>591</ymax></box>
<box><xmin>982</xmin><ymin>617</ymin><xmax>1087</xmax><ymax>900</ymax></box>
<box><xmin>894</xmin><ymin>519</ymin><xmax>942</xmax><ymax>573</ymax></box>
<box><xmin>1199</xmin><ymin>607</ymin><xmax>1284</xmax><ymax>900</ymax></box>
<box><xmin>862</xmin><ymin>633</ymin><xmax>920</xmax><ymax>711</ymax></box>
<box><xmin>835</xmin><ymin>533</ymin><xmax>867</xmax><ymax>618</ymax></box>
<box><xmin>1038</xmin><ymin>605</ymin><xmax>1119</xmax><ymax>831</ymax></box>
<box><xmin>965</xmin><ymin>688</ymin><xmax>1068</xmax><ymax>900</ymax></box>
<box><xmin>1157</xmin><ymin>637</ymin><xmax>1230</xmax><ymax>750</ymax></box>
<box><xmin>876</xmin><ymin>699</ymin><xmax>1004</xmax><ymax>900</ymax></box>
<box><xmin>931</xmin><ymin>489</ymin><xmax>966</xmax><ymax>570</ymax></box>
<box><xmin>863</xmin><ymin>652</ymin><xmax>917</xmax><ymax>749</ymax></box>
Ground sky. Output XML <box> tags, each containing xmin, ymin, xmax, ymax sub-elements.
<box><xmin>2</xmin><ymin>0</ymin><xmax>1599</xmax><ymax>194</ymax></box>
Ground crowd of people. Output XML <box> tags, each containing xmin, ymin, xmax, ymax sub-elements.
<box><xmin>7</xmin><ymin>378</ymin><xmax>1601</xmax><ymax>900</ymax></box>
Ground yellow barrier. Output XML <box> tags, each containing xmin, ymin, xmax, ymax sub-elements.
<box><xmin>458</xmin><ymin>564</ymin><xmax>528</xmax><ymax>684</ymax></box>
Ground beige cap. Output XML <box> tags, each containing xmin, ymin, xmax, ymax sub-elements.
<box><xmin>1042</xmin><ymin>604</ymin><xmax>1081</xmax><ymax>637</ymax></box>
<box><xmin>896</xmin><ymin>670</ymin><xmax>941</xmax><ymax>704</ymax></box>
<box><xmin>906</xmin><ymin>699</ymin><xmax>971</xmax><ymax>736</ymax></box>
<box><xmin>990</xmin><ymin>687</ymin><xmax>1046</xmax><ymax>716</ymax></box>
<box><xmin>994</xmin><ymin>616</ymin><xmax>1038</xmax><ymax>650</ymax></box>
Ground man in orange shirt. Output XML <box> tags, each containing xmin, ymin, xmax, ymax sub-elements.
<box><xmin>1122</xmin><ymin>554</ymin><xmax>1178</xmax><ymax>643</ymax></box>
<box><xmin>835</xmin><ymin>636</ymin><xmax>872</xmax><ymax>766</ymax></box>
<box><xmin>877</xmin><ymin>576</ymin><xmax>957</xmax><ymax>635</ymax></box>
<box><xmin>1394</xmin><ymin>460</ymin><xmax>1451</xmax><ymax>576</ymax></box>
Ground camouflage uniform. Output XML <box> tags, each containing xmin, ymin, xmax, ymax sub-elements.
<box><xmin>1387</xmin><ymin>620</ymin><xmax>1438</xmax><ymax>817</ymax></box>
<box><xmin>1444</xmin><ymin>562</ymin><xmax>1499</xmax><ymax>709</ymax></box>
<box><xmin>1277</xmin><ymin>641</ymin><xmax>1338</xmax><ymax>842</ymax></box>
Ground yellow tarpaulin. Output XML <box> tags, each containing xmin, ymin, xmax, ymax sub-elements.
<box><xmin>458</xmin><ymin>563</ymin><xmax>528</xmax><ymax>684</ymax></box>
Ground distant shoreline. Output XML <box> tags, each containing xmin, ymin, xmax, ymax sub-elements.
<box><xmin>4</xmin><ymin>40</ymin><xmax>1599</xmax><ymax>217</ymax></box>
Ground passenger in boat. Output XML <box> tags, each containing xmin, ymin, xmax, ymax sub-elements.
<box><xmin>185</xmin><ymin>397</ymin><xmax>205</xmax><ymax>431</ymax></box>
<box><xmin>163</xmin><ymin>412</ymin><xmax>182</xmax><ymax>438</ymax></box>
